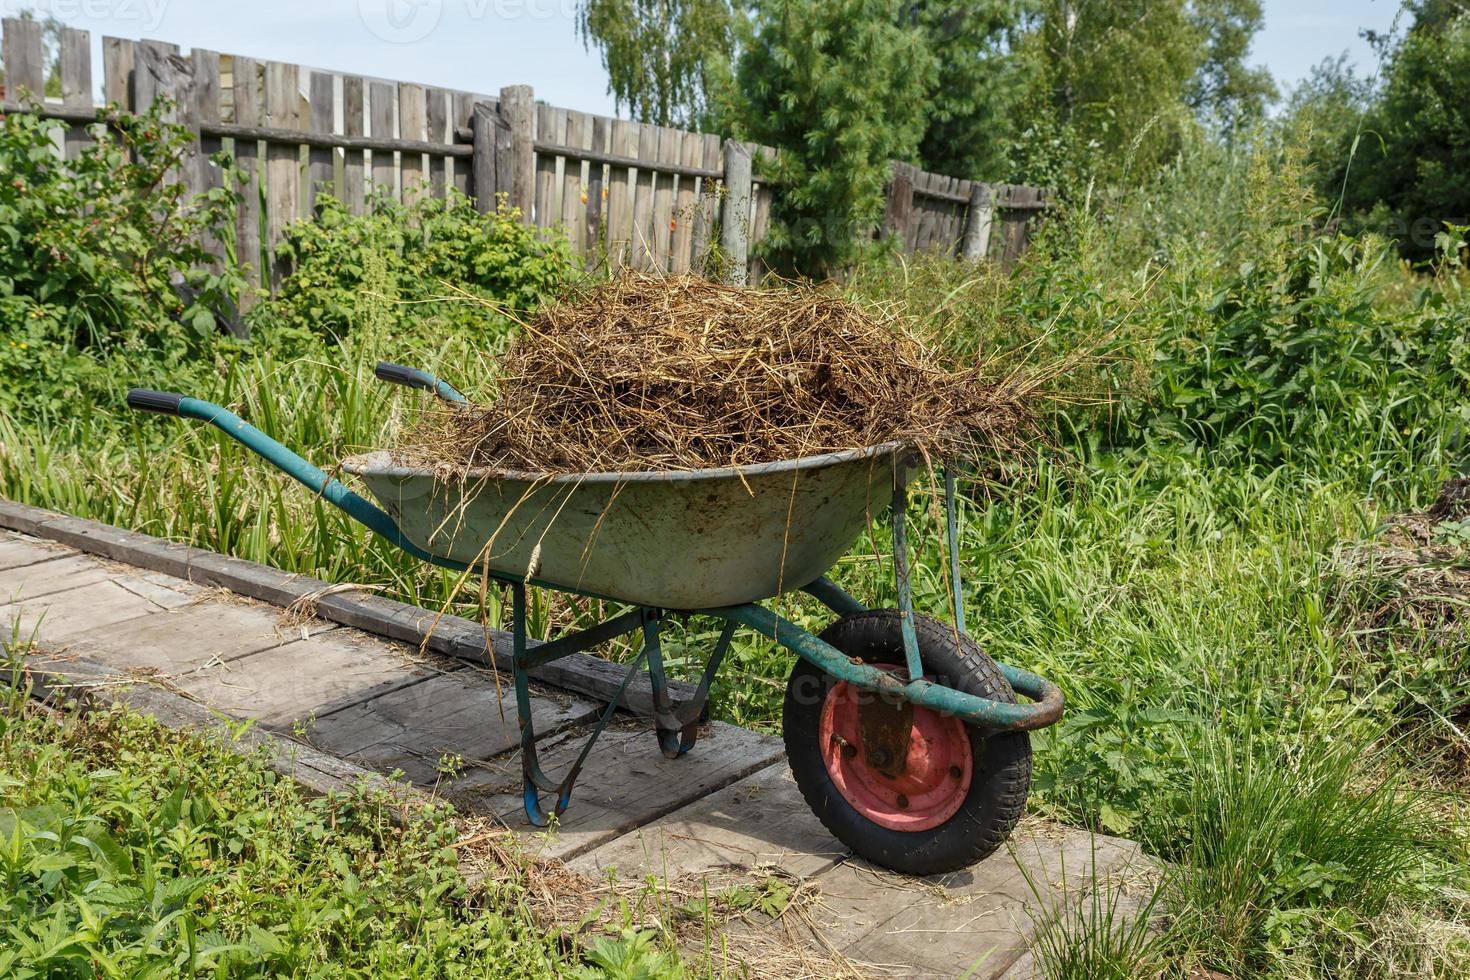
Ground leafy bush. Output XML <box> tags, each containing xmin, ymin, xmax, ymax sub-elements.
<box><xmin>1137</xmin><ymin>233</ymin><xmax>1470</xmax><ymax>465</ymax></box>
<box><xmin>0</xmin><ymin>100</ymin><xmax>243</xmax><ymax>417</ymax></box>
<box><xmin>262</xmin><ymin>192</ymin><xmax>576</xmax><ymax>344</ymax></box>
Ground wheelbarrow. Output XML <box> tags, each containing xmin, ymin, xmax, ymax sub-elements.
<box><xmin>126</xmin><ymin>363</ymin><xmax>1063</xmax><ymax>875</ymax></box>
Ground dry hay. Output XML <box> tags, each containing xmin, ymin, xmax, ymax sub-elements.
<box><xmin>393</xmin><ymin>273</ymin><xmax>1040</xmax><ymax>474</ymax></box>
<box><xmin>1335</xmin><ymin>478</ymin><xmax>1470</xmax><ymax>648</ymax></box>
<box><xmin>451</xmin><ymin>819</ymin><xmax>869</xmax><ymax>978</ymax></box>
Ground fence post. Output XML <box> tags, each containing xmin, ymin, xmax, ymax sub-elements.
<box><xmin>720</xmin><ymin>139</ymin><xmax>752</xmax><ymax>286</ymax></box>
<box><xmin>961</xmin><ymin>181</ymin><xmax>994</xmax><ymax>261</ymax></box>
<box><xmin>881</xmin><ymin>161</ymin><xmax>914</xmax><ymax>246</ymax></box>
<box><xmin>471</xmin><ymin>101</ymin><xmax>497</xmax><ymax>214</ymax></box>
<box><xmin>499</xmin><ymin>84</ymin><xmax>535</xmax><ymax>222</ymax></box>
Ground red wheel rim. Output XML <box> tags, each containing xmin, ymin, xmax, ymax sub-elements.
<box><xmin>817</xmin><ymin>665</ymin><xmax>973</xmax><ymax>832</ymax></box>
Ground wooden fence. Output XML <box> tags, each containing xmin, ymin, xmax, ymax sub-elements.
<box><xmin>0</xmin><ymin>19</ymin><xmax>1050</xmax><ymax>299</ymax></box>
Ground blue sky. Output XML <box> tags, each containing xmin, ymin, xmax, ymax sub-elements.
<box><xmin>10</xmin><ymin>0</ymin><xmax>1406</xmax><ymax>116</ymax></box>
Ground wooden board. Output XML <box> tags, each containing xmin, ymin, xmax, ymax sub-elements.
<box><xmin>0</xmin><ymin>532</ymin><xmax>73</xmax><ymax>572</ymax></box>
<box><xmin>560</xmin><ymin>110</ymin><xmax>588</xmax><ymax>253</ymax></box>
<box><xmin>399</xmin><ymin>82</ymin><xmax>426</xmax><ymax>204</ymax></box>
<box><xmin>448</xmin><ymin>720</ymin><xmax>785</xmax><ymax>860</ymax></box>
<box><xmin>263</xmin><ymin>61</ymin><xmax>302</xmax><ymax>288</ymax></box>
<box><xmin>305</xmin><ymin>668</ymin><xmax>601</xmax><ymax>784</ymax></box>
<box><xmin>568</xmin><ymin>763</ymin><xmax>843</xmax><ymax>880</ymax></box>
<box><xmin>0</xmin><ymin>554</ymin><xmax>113</xmax><ymax>600</ymax></box>
<box><xmin>59</xmin><ymin>27</ymin><xmax>93</xmax><ymax>159</ymax></box>
<box><xmin>1</xmin><ymin>17</ymin><xmax>44</xmax><ymax>95</ymax></box>
<box><xmin>606</xmin><ymin>119</ymin><xmax>636</xmax><ymax>267</ymax></box>
<box><xmin>670</xmin><ymin>131</ymin><xmax>702</xmax><ymax>273</ymax></box>
<box><xmin>25</xmin><ymin>654</ymin><xmax>425</xmax><ymax>814</ymax></box>
<box><xmin>63</xmin><ymin>601</ymin><xmax>334</xmax><ymax>675</ymax></box>
<box><xmin>342</xmin><ymin>76</ymin><xmax>366</xmax><ymax>213</ymax></box>
<box><xmin>230</xmin><ymin>56</ymin><xmax>264</xmax><ymax>298</ymax></box>
<box><xmin>651</xmin><ymin>126</ymin><xmax>679</xmax><ymax>270</ymax></box>
<box><xmin>827</xmin><ymin>829</ymin><xmax>1145</xmax><ymax>976</ymax></box>
<box><xmin>174</xmin><ymin>629</ymin><xmax>449</xmax><ymax>728</ymax></box>
<box><xmin>1</xmin><ymin>579</ymin><xmax>180</xmax><ymax>645</ymax></box>
<box><xmin>584</xmin><ymin>116</ymin><xmax>610</xmax><ymax>261</ymax></box>
<box><xmin>631</xmin><ymin>123</ymin><xmax>659</xmax><ymax>269</ymax></box>
<box><xmin>307</xmin><ymin>71</ymin><xmax>335</xmax><ymax>208</ymax></box>
<box><xmin>368</xmin><ymin>80</ymin><xmax>397</xmax><ymax>201</ymax></box>
<box><xmin>426</xmin><ymin>87</ymin><xmax>449</xmax><ymax>198</ymax></box>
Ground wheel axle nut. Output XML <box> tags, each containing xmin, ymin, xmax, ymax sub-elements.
<box><xmin>896</xmin><ymin>794</ymin><xmax>909</xmax><ymax>809</ymax></box>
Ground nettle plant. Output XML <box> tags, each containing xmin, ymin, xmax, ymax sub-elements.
<box><xmin>0</xmin><ymin>100</ymin><xmax>243</xmax><ymax>414</ymax></box>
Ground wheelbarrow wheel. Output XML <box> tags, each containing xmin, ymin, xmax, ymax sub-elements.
<box><xmin>782</xmin><ymin>610</ymin><xmax>1031</xmax><ymax>876</ymax></box>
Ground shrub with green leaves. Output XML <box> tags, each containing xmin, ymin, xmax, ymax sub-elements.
<box><xmin>262</xmin><ymin>192</ymin><xmax>576</xmax><ymax>345</ymax></box>
<box><xmin>0</xmin><ymin>100</ymin><xmax>243</xmax><ymax>417</ymax></box>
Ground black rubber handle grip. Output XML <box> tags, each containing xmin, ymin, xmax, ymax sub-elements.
<box><xmin>374</xmin><ymin>361</ymin><xmax>434</xmax><ymax>391</ymax></box>
<box><xmin>126</xmin><ymin>388</ymin><xmax>186</xmax><ymax>416</ymax></box>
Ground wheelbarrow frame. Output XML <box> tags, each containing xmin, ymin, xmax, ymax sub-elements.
<box><xmin>126</xmin><ymin>364</ymin><xmax>1063</xmax><ymax>828</ymax></box>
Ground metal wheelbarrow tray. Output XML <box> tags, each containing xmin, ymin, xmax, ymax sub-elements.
<box><xmin>127</xmin><ymin>362</ymin><xmax>1063</xmax><ymax>876</ymax></box>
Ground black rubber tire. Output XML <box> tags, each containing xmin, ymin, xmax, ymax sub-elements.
<box><xmin>783</xmin><ymin>610</ymin><xmax>1032</xmax><ymax>876</ymax></box>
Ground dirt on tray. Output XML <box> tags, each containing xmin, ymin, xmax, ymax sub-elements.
<box><xmin>392</xmin><ymin>273</ymin><xmax>1045</xmax><ymax>475</ymax></box>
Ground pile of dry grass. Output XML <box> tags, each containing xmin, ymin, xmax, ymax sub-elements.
<box><xmin>1334</xmin><ymin>478</ymin><xmax>1470</xmax><ymax>649</ymax></box>
<box><xmin>394</xmin><ymin>273</ymin><xmax>1040</xmax><ymax>474</ymax></box>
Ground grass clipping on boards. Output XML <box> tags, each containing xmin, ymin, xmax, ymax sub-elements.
<box><xmin>394</xmin><ymin>273</ymin><xmax>1041</xmax><ymax>475</ymax></box>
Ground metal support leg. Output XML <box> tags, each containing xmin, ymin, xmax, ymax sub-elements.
<box><xmin>514</xmin><ymin>586</ymin><xmax>658</xmax><ymax>827</ymax></box>
<box><xmin>891</xmin><ymin>468</ymin><xmax>924</xmax><ymax>681</ymax></box>
<box><xmin>943</xmin><ymin>467</ymin><xmax>967</xmax><ymax>636</ymax></box>
<box><xmin>643</xmin><ymin>614</ymin><xmax>687</xmax><ymax>759</ymax></box>
<box><xmin>648</xmin><ymin>619</ymin><xmax>736</xmax><ymax>758</ymax></box>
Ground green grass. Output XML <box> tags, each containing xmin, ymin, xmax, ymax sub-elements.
<box><xmin>0</xmin><ymin>635</ymin><xmax>570</xmax><ymax>978</ymax></box>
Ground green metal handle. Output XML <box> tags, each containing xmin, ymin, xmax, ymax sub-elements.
<box><xmin>374</xmin><ymin>361</ymin><xmax>469</xmax><ymax>405</ymax></box>
<box><xmin>126</xmin><ymin>392</ymin><xmax>464</xmax><ymax>573</ymax></box>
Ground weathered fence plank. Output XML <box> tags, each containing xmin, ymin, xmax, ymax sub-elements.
<box><xmin>308</xmin><ymin>71</ymin><xmax>334</xmax><ymax>209</ymax></box>
<box><xmin>631</xmin><ymin>123</ymin><xmax>659</xmax><ymax>269</ymax></box>
<box><xmin>560</xmin><ymin>110</ymin><xmax>588</xmax><ymax>253</ymax></box>
<box><xmin>341</xmin><ymin>75</ymin><xmax>366</xmax><ymax>213</ymax></box>
<box><xmin>59</xmin><ymin>27</ymin><xmax>92</xmax><ymax>159</ymax></box>
<box><xmin>670</xmin><ymin>131</ymin><xmax>701</xmax><ymax>273</ymax></box>
<box><xmin>962</xmin><ymin>182</ymin><xmax>994</xmax><ymax>260</ymax></box>
<box><xmin>368</xmin><ymin>80</ymin><xmax>396</xmax><ymax>202</ymax></box>
<box><xmin>689</xmin><ymin>133</ymin><xmax>721</xmax><ymax>274</ymax></box>
<box><xmin>606</xmin><ymin>119</ymin><xmax>636</xmax><ymax>267</ymax></box>
<box><xmin>499</xmin><ymin>85</ymin><xmax>534</xmax><ymax>220</ymax></box>
<box><xmin>231</xmin><ymin>56</ymin><xmax>263</xmax><ymax>298</ymax></box>
<box><xmin>102</xmin><ymin>36</ymin><xmax>135</xmax><ymax>107</ymax></box>
<box><xmin>720</xmin><ymin>139</ymin><xmax>752</xmax><ymax>286</ymax></box>
<box><xmin>399</xmin><ymin>82</ymin><xmax>426</xmax><ymax>204</ymax></box>
<box><xmin>426</xmin><ymin>86</ymin><xmax>448</xmax><ymax>198</ymax></box>
<box><xmin>585</xmin><ymin>115</ymin><xmax>609</xmax><ymax>260</ymax></box>
<box><xmin>452</xmin><ymin>90</ymin><xmax>476</xmax><ymax>198</ymax></box>
<box><xmin>264</xmin><ymin>61</ymin><xmax>302</xmax><ymax>287</ymax></box>
<box><xmin>1</xmin><ymin>18</ymin><xmax>45</xmax><ymax>96</ymax></box>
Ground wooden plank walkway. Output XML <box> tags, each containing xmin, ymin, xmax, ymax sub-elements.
<box><xmin>0</xmin><ymin>502</ymin><xmax>1146</xmax><ymax>978</ymax></box>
